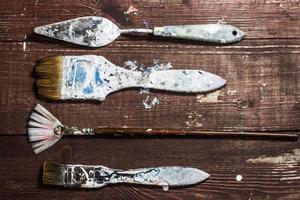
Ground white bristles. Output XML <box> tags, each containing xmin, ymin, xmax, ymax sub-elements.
<box><xmin>28</xmin><ymin>104</ymin><xmax>63</xmax><ymax>154</ymax></box>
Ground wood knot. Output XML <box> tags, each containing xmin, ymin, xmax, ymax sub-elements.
<box><xmin>236</xmin><ymin>98</ymin><xmax>255</xmax><ymax>108</ymax></box>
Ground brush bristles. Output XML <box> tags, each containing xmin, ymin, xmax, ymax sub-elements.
<box><xmin>35</xmin><ymin>56</ymin><xmax>63</xmax><ymax>100</ymax></box>
<box><xmin>43</xmin><ymin>162</ymin><xmax>66</xmax><ymax>186</ymax></box>
<box><xmin>28</xmin><ymin>104</ymin><xmax>62</xmax><ymax>154</ymax></box>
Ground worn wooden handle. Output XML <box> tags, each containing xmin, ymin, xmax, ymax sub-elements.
<box><xmin>153</xmin><ymin>24</ymin><xmax>245</xmax><ymax>44</ymax></box>
<box><xmin>136</xmin><ymin>69</ymin><xmax>226</xmax><ymax>93</ymax></box>
<box><xmin>93</xmin><ymin>128</ymin><xmax>298</xmax><ymax>139</ymax></box>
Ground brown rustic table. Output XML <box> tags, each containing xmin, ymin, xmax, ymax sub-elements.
<box><xmin>1</xmin><ymin>0</ymin><xmax>300</xmax><ymax>199</ymax></box>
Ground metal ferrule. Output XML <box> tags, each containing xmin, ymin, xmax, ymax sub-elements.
<box><xmin>64</xmin><ymin>165</ymin><xmax>115</xmax><ymax>188</ymax></box>
<box><xmin>54</xmin><ymin>125</ymin><xmax>94</xmax><ymax>136</ymax></box>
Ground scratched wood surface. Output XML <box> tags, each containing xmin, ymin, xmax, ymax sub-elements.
<box><xmin>0</xmin><ymin>0</ymin><xmax>300</xmax><ymax>199</ymax></box>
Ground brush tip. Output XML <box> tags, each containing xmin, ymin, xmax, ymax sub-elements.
<box><xmin>35</xmin><ymin>56</ymin><xmax>63</xmax><ymax>100</ymax></box>
<box><xmin>43</xmin><ymin>162</ymin><xmax>66</xmax><ymax>186</ymax></box>
<box><xmin>28</xmin><ymin>104</ymin><xmax>62</xmax><ymax>154</ymax></box>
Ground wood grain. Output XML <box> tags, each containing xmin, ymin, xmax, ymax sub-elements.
<box><xmin>0</xmin><ymin>40</ymin><xmax>300</xmax><ymax>134</ymax></box>
<box><xmin>0</xmin><ymin>0</ymin><xmax>300</xmax><ymax>199</ymax></box>
<box><xmin>1</xmin><ymin>136</ymin><xmax>300</xmax><ymax>200</ymax></box>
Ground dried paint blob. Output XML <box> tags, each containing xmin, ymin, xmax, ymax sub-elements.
<box><xmin>236</xmin><ymin>175</ymin><xmax>243</xmax><ymax>182</ymax></box>
<box><xmin>163</xmin><ymin>185</ymin><xmax>169</xmax><ymax>191</ymax></box>
<box><xmin>142</xmin><ymin>96</ymin><xmax>160</xmax><ymax>109</ymax></box>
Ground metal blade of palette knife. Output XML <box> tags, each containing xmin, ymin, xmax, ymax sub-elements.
<box><xmin>34</xmin><ymin>16</ymin><xmax>120</xmax><ymax>47</ymax></box>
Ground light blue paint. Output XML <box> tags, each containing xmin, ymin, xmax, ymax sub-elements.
<box><xmin>95</xmin><ymin>69</ymin><xmax>103</xmax><ymax>86</ymax></box>
<box><xmin>83</xmin><ymin>85</ymin><xmax>94</xmax><ymax>94</ymax></box>
<box><xmin>75</xmin><ymin>63</ymin><xmax>87</xmax><ymax>83</ymax></box>
<box><xmin>67</xmin><ymin>62</ymin><xmax>87</xmax><ymax>86</ymax></box>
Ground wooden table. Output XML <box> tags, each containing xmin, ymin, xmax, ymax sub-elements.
<box><xmin>1</xmin><ymin>0</ymin><xmax>300</xmax><ymax>199</ymax></box>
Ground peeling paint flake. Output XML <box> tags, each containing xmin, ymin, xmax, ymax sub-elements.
<box><xmin>247</xmin><ymin>149</ymin><xmax>300</xmax><ymax>165</ymax></box>
<box><xmin>196</xmin><ymin>90</ymin><xmax>221</xmax><ymax>103</ymax></box>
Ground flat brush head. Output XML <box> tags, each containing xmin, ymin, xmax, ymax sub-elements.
<box><xmin>35</xmin><ymin>56</ymin><xmax>63</xmax><ymax>100</ymax></box>
<box><xmin>43</xmin><ymin>162</ymin><xmax>66</xmax><ymax>186</ymax></box>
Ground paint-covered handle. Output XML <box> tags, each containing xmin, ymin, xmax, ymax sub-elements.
<box><xmin>110</xmin><ymin>167</ymin><xmax>209</xmax><ymax>189</ymax></box>
<box><xmin>153</xmin><ymin>24</ymin><xmax>245</xmax><ymax>44</ymax></box>
<box><xmin>137</xmin><ymin>69</ymin><xmax>226</xmax><ymax>93</ymax></box>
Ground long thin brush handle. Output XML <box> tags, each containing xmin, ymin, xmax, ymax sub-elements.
<box><xmin>93</xmin><ymin>128</ymin><xmax>298</xmax><ymax>140</ymax></box>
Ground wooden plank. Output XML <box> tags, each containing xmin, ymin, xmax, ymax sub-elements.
<box><xmin>1</xmin><ymin>1</ymin><xmax>300</xmax><ymax>199</ymax></box>
<box><xmin>0</xmin><ymin>0</ymin><xmax>300</xmax><ymax>42</ymax></box>
<box><xmin>0</xmin><ymin>136</ymin><xmax>300</xmax><ymax>199</ymax></box>
<box><xmin>0</xmin><ymin>41</ymin><xmax>299</xmax><ymax>134</ymax></box>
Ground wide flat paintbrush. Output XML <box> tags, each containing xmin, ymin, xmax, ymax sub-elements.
<box><xmin>35</xmin><ymin>55</ymin><xmax>226</xmax><ymax>101</ymax></box>
<box><xmin>28</xmin><ymin>104</ymin><xmax>298</xmax><ymax>154</ymax></box>
<box><xmin>43</xmin><ymin>162</ymin><xmax>209</xmax><ymax>190</ymax></box>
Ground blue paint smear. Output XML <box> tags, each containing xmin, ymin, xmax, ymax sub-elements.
<box><xmin>83</xmin><ymin>85</ymin><xmax>94</xmax><ymax>94</ymax></box>
<box><xmin>95</xmin><ymin>69</ymin><xmax>103</xmax><ymax>86</ymax></box>
<box><xmin>75</xmin><ymin>65</ymin><xmax>86</xmax><ymax>83</ymax></box>
<box><xmin>67</xmin><ymin>62</ymin><xmax>87</xmax><ymax>86</ymax></box>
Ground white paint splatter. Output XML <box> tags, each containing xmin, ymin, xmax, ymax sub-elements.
<box><xmin>23</xmin><ymin>35</ymin><xmax>27</xmax><ymax>51</ymax></box>
<box><xmin>162</xmin><ymin>185</ymin><xmax>169</xmax><ymax>191</ymax></box>
<box><xmin>143</xmin><ymin>96</ymin><xmax>160</xmax><ymax>109</ymax></box>
<box><xmin>258</xmin><ymin>80</ymin><xmax>267</xmax><ymax>87</ymax></box>
<box><xmin>123</xmin><ymin>59</ymin><xmax>172</xmax><ymax>109</ymax></box>
<box><xmin>139</xmin><ymin>88</ymin><xmax>149</xmax><ymax>94</ymax></box>
<box><xmin>248</xmin><ymin>192</ymin><xmax>253</xmax><ymax>200</ymax></box>
<box><xmin>227</xmin><ymin>90</ymin><xmax>237</xmax><ymax>95</ymax></box>
<box><xmin>236</xmin><ymin>175</ymin><xmax>243</xmax><ymax>181</ymax></box>
<box><xmin>247</xmin><ymin>149</ymin><xmax>300</xmax><ymax>165</ymax></box>
<box><xmin>143</xmin><ymin>19</ymin><xmax>150</xmax><ymax>28</ymax></box>
<box><xmin>280</xmin><ymin>176</ymin><xmax>300</xmax><ymax>181</ymax></box>
<box><xmin>123</xmin><ymin>59</ymin><xmax>173</xmax><ymax>72</ymax></box>
<box><xmin>124</xmin><ymin>60</ymin><xmax>138</xmax><ymax>71</ymax></box>
<box><xmin>146</xmin><ymin>59</ymin><xmax>173</xmax><ymax>72</ymax></box>
<box><xmin>124</xmin><ymin>5</ymin><xmax>138</xmax><ymax>15</ymax></box>
<box><xmin>185</xmin><ymin>111</ymin><xmax>203</xmax><ymax>128</ymax></box>
<box><xmin>217</xmin><ymin>17</ymin><xmax>227</xmax><ymax>24</ymax></box>
<box><xmin>196</xmin><ymin>90</ymin><xmax>221</xmax><ymax>103</ymax></box>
